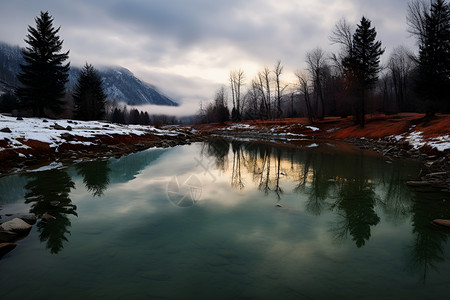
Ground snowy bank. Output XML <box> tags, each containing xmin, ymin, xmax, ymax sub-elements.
<box><xmin>0</xmin><ymin>114</ymin><xmax>181</xmax><ymax>151</ymax></box>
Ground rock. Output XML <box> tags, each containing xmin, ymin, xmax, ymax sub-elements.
<box><xmin>0</xmin><ymin>243</ymin><xmax>17</xmax><ymax>259</ymax></box>
<box><xmin>275</xmin><ymin>204</ymin><xmax>282</xmax><ymax>207</ymax></box>
<box><xmin>60</xmin><ymin>133</ymin><xmax>73</xmax><ymax>140</ymax></box>
<box><xmin>0</xmin><ymin>218</ymin><xmax>32</xmax><ymax>233</ymax></box>
<box><xmin>66</xmin><ymin>125</ymin><xmax>72</xmax><ymax>131</ymax></box>
<box><xmin>20</xmin><ymin>214</ymin><xmax>37</xmax><ymax>225</ymax></box>
<box><xmin>0</xmin><ymin>127</ymin><xmax>12</xmax><ymax>133</ymax></box>
<box><xmin>42</xmin><ymin>214</ymin><xmax>56</xmax><ymax>221</ymax></box>
<box><xmin>43</xmin><ymin>119</ymin><xmax>48</xmax><ymax>123</ymax></box>
<box><xmin>16</xmin><ymin>116</ymin><xmax>23</xmax><ymax>120</ymax></box>
<box><xmin>433</xmin><ymin>219</ymin><xmax>450</xmax><ymax>228</ymax></box>
<box><xmin>53</xmin><ymin>123</ymin><xmax>66</xmax><ymax>130</ymax></box>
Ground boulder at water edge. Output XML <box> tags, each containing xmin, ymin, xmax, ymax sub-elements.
<box><xmin>0</xmin><ymin>218</ymin><xmax>32</xmax><ymax>233</ymax></box>
<box><xmin>0</xmin><ymin>218</ymin><xmax>33</xmax><ymax>241</ymax></box>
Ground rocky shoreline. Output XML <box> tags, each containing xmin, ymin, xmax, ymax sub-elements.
<box><xmin>0</xmin><ymin>129</ymin><xmax>207</xmax><ymax>177</ymax></box>
<box><xmin>347</xmin><ymin>137</ymin><xmax>449</xmax><ymax>192</ymax></box>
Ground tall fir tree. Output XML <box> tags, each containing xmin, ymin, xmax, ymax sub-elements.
<box><xmin>344</xmin><ymin>17</ymin><xmax>384</xmax><ymax>127</ymax></box>
<box><xmin>17</xmin><ymin>11</ymin><xmax>70</xmax><ymax>117</ymax></box>
<box><xmin>416</xmin><ymin>0</ymin><xmax>450</xmax><ymax>116</ymax></box>
<box><xmin>73</xmin><ymin>63</ymin><xmax>107</xmax><ymax>120</ymax></box>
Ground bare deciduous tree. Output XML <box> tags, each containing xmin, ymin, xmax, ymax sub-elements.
<box><xmin>295</xmin><ymin>71</ymin><xmax>315</xmax><ymax>123</ymax></box>
<box><xmin>274</xmin><ymin>60</ymin><xmax>286</xmax><ymax>119</ymax></box>
<box><xmin>407</xmin><ymin>0</ymin><xmax>430</xmax><ymax>45</ymax></box>
<box><xmin>229</xmin><ymin>69</ymin><xmax>245</xmax><ymax>121</ymax></box>
<box><xmin>306</xmin><ymin>47</ymin><xmax>328</xmax><ymax>120</ymax></box>
<box><xmin>387</xmin><ymin>46</ymin><xmax>416</xmax><ymax>111</ymax></box>
<box><xmin>329</xmin><ymin>18</ymin><xmax>354</xmax><ymax>75</ymax></box>
<box><xmin>256</xmin><ymin>67</ymin><xmax>272</xmax><ymax>119</ymax></box>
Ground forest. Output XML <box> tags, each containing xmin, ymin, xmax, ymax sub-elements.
<box><xmin>199</xmin><ymin>0</ymin><xmax>449</xmax><ymax>127</ymax></box>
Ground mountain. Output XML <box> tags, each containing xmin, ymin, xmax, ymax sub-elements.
<box><xmin>0</xmin><ymin>41</ymin><xmax>177</xmax><ymax>106</ymax></box>
<box><xmin>98</xmin><ymin>67</ymin><xmax>177</xmax><ymax>106</ymax></box>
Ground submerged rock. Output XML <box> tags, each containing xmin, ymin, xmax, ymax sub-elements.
<box><xmin>433</xmin><ymin>219</ymin><xmax>450</xmax><ymax>228</ymax></box>
<box><xmin>42</xmin><ymin>214</ymin><xmax>56</xmax><ymax>221</ymax></box>
<box><xmin>0</xmin><ymin>243</ymin><xmax>16</xmax><ymax>259</ymax></box>
<box><xmin>20</xmin><ymin>214</ymin><xmax>37</xmax><ymax>225</ymax></box>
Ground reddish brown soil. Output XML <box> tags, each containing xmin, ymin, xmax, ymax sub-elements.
<box><xmin>193</xmin><ymin>113</ymin><xmax>450</xmax><ymax>140</ymax></box>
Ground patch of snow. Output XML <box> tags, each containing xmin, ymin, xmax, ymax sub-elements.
<box><xmin>306</xmin><ymin>126</ymin><xmax>320</xmax><ymax>132</ymax></box>
<box><xmin>428</xmin><ymin>135</ymin><xmax>450</xmax><ymax>151</ymax></box>
<box><xmin>28</xmin><ymin>161</ymin><xmax>64</xmax><ymax>173</ymax></box>
<box><xmin>405</xmin><ymin>131</ymin><xmax>425</xmax><ymax>149</ymax></box>
<box><xmin>393</xmin><ymin>135</ymin><xmax>404</xmax><ymax>141</ymax></box>
<box><xmin>306</xmin><ymin>143</ymin><xmax>319</xmax><ymax>148</ymax></box>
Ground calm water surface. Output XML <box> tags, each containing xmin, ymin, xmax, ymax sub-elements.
<box><xmin>1</xmin><ymin>140</ymin><xmax>450</xmax><ymax>299</ymax></box>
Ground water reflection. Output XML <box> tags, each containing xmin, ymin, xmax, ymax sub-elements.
<box><xmin>76</xmin><ymin>160</ymin><xmax>111</xmax><ymax>197</ymax></box>
<box><xmin>23</xmin><ymin>169</ymin><xmax>77</xmax><ymax>254</ymax></box>
<box><xmin>1</xmin><ymin>140</ymin><xmax>449</xmax><ymax>286</ymax></box>
<box><xmin>330</xmin><ymin>177</ymin><xmax>380</xmax><ymax>248</ymax></box>
<box><xmin>202</xmin><ymin>139</ymin><xmax>450</xmax><ymax>281</ymax></box>
<box><xmin>407</xmin><ymin>191</ymin><xmax>450</xmax><ymax>282</ymax></box>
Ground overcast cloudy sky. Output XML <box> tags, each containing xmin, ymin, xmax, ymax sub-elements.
<box><xmin>0</xmin><ymin>0</ymin><xmax>417</xmax><ymax>115</ymax></box>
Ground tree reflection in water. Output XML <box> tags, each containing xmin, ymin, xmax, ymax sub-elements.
<box><xmin>202</xmin><ymin>139</ymin><xmax>450</xmax><ymax>281</ymax></box>
<box><xmin>23</xmin><ymin>169</ymin><xmax>77</xmax><ymax>254</ymax></box>
<box><xmin>406</xmin><ymin>190</ymin><xmax>450</xmax><ymax>283</ymax></box>
<box><xmin>76</xmin><ymin>160</ymin><xmax>111</xmax><ymax>197</ymax></box>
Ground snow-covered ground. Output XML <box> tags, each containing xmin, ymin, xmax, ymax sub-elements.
<box><xmin>391</xmin><ymin>131</ymin><xmax>450</xmax><ymax>152</ymax></box>
<box><xmin>0</xmin><ymin>114</ymin><xmax>179</xmax><ymax>151</ymax></box>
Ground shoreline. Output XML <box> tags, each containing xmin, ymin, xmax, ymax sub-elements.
<box><xmin>0</xmin><ymin>113</ymin><xmax>449</xmax><ymax>190</ymax></box>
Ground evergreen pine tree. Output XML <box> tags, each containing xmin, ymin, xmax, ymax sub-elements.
<box><xmin>416</xmin><ymin>0</ymin><xmax>450</xmax><ymax>115</ymax></box>
<box><xmin>17</xmin><ymin>11</ymin><xmax>70</xmax><ymax>117</ymax></box>
<box><xmin>73</xmin><ymin>63</ymin><xmax>107</xmax><ymax>120</ymax></box>
<box><xmin>344</xmin><ymin>17</ymin><xmax>384</xmax><ymax>127</ymax></box>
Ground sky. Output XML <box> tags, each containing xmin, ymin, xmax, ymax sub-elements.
<box><xmin>0</xmin><ymin>0</ymin><xmax>417</xmax><ymax>116</ymax></box>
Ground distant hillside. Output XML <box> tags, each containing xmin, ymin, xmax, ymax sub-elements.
<box><xmin>0</xmin><ymin>41</ymin><xmax>178</xmax><ymax>106</ymax></box>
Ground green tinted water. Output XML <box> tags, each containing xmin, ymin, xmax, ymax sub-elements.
<box><xmin>1</xmin><ymin>140</ymin><xmax>450</xmax><ymax>299</ymax></box>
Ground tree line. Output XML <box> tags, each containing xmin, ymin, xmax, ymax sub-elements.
<box><xmin>199</xmin><ymin>0</ymin><xmax>449</xmax><ymax>127</ymax></box>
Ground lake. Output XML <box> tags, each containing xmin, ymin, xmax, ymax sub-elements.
<box><xmin>1</xmin><ymin>140</ymin><xmax>450</xmax><ymax>299</ymax></box>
